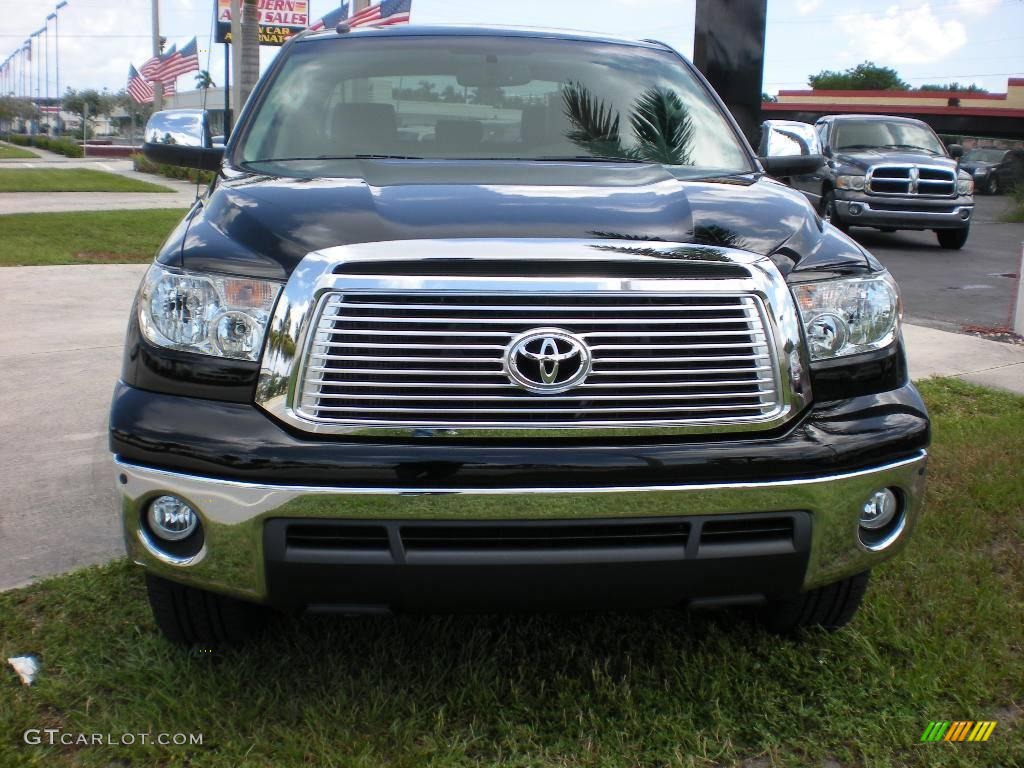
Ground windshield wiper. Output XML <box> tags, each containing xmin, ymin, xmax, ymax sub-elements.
<box><xmin>249</xmin><ymin>154</ymin><xmax>426</xmax><ymax>162</ymax></box>
<box><xmin>885</xmin><ymin>144</ymin><xmax>940</xmax><ymax>155</ymax></box>
<box><xmin>837</xmin><ymin>144</ymin><xmax>881</xmax><ymax>151</ymax></box>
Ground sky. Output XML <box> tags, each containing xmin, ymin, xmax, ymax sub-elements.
<box><xmin>2</xmin><ymin>0</ymin><xmax>1023</xmax><ymax>97</ymax></box>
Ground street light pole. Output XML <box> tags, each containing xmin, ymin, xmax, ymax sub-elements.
<box><xmin>46</xmin><ymin>14</ymin><xmax>54</xmax><ymax>134</ymax></box>
<box><xmin>55</xmin><ymin>1</ymin><xmax>67</xmax><ymax>133</ymax></box>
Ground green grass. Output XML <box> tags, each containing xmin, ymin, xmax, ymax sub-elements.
<box><xmin>0</xmin><ymin>168</ymin><xmax>174</xmax><ymax>193</ymax></box>
<box><xmin>1002</xmin><ymin>188</ymin><xmax>1024</xmax><ymax>223</ymax></box>
<box><xmin>1</xmin><ymin>379</ymin><xmax>1022</xmax><ymax>768</ymax></box>
<box><xmin>0</xmin><ymin>142</ymin><xmax>37</xmax><ymax>160</ymax></box>
<box><xmin>0</xmin><ymin>209</ymin><xmax>189</xmax><ymax>266</ymax></box>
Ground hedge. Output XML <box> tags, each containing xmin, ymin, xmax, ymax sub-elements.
<box><xmin>132</xmin><ymin>153</ymin><xmax>215</xmax><ymax>186</ymax></box>
<box><xmin>4</xmin><ymin>133</ymin><xmax>84</xmax><ymax>158</ymax></box>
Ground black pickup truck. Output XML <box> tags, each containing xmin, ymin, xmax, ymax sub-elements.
<box><xmin>115</xmin><ymin>25</ymin><xmax>929</xmax><ymax>645</ymax></box>
<box><xmin>761</xmin><ymin>115</ymin><xmax>975</xmax><ymax>249</ymax></box>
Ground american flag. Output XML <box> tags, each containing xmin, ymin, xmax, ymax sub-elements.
<box><xmin>348</xmin><ymin>0</ymin><xmax>412</xmax><ymax>29</ymax></box>
<box><xmin>160</xmin><ymin>38</ymin><xmax>200</xmax><ymax>80</ymax></box>
<box><xmin>127</xmin><ymin>64</ymin><xmax>154</xmax><ymax>104</ymax></box>
<box><xmin>309</xmin><ymin>3</ymin><xmax>349</xmax><ymax>32</ymax></box>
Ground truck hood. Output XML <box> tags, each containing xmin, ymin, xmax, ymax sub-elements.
<box><xmin>833</xmin><ymin>149</ymin><xmax>958</xmax><ymax>173</ymax></box>
<box><xmin>173</xmin><ymin>160</ymin><xmax>871</xmax><ymax>280</ymax></box>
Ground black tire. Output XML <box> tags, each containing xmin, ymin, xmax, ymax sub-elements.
<box><xmin>146</xmin><ymin>573</ymin><xmax>268</xmax><ymax>646</ymax></box>
<box><xmin>821</xmin><ymin>191</ymin><xmax>848</xmax><ymax>233</ymax></box>
<box><xmin>760</xmin><ymin>571</ymin><xmax>870</xmax><ymax>634</ymax></box>
<box><xmin>937</xmin><ymin>227</ymin><xmax>969</xmax><ymax>250</ymax></box>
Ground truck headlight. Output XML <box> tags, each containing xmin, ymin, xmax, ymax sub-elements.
<box><xmin>836</xmin><ymin>174</ymin><xmax>866</xmax><ymax>191</ymax></box>
<box><xmin>138</xmin><ymin>264</ymin><xmax>281</xmax><ymax>361</ymax></box>
<box><xmin>791</xmin><ymin>272</ymin><xmax>901</xmax><ymax>361</ymax></box>
<box><xmin>957</xmin><ymin>173</ymin><xmax>974</xmax><ymax>195</ymax></box>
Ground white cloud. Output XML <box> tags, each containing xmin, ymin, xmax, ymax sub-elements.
<box><xmin>837</xmin><ymin>3</ymin><xmax>967</xmax><ymax>64</ymax></box>
<box><xmin>797</xmin><ymin>0</ymin><xmax>823</xmax><ymax>15</ymax></box>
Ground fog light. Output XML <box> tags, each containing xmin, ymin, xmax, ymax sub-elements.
<box><xmin>848</xmin><ymin>203</ymin><xmax>863</xmax><ymax>216</ymax></box>
<box><xmin>959</xmin><ymin>208</ymin><xmax>971</xmax><ymax>220</ymax></box>
<box><xmin>147</xmin><ymin>496</ymin><xmax>198</xmax><ymax>541</ymax></box>
<box><xmin>860</xmin><ymin>489</ymin><xmax>898</xmax><ymax>530</ymax></box>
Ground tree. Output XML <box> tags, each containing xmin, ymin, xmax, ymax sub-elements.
<box><xmin>195</xmin><ymin>70</ymin><xmax>216</xmax><ymax>90</ymax></box>
<box><xmin>62</xmin><ymin>88</ymin><xmax>117</xmax><ymax>137</ymax></box>
<box><xmin>762</xmin><ymin>92</ymin><xmax>778</xmax><ymax>103</ymax></box>
<box><xmin>240</xmin><ymin>0</ymin><xmax>260</xmax><ymax>107</ymax></box>
<box><xmin>808</xmin><ymin>61</ymin><xmax>910</xmax><ymax>91</ymax></box>
<box><xmin>917</xmin><ymin>82</ymin><xmax>988</xmax><ymax>93</ymax></box>
<box><xmin>561</xmin><ymin>82</ymin><xmax>695</xmax><ymax>166</ymax></box>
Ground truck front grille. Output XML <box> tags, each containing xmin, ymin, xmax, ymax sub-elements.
<box><xmin>868</xmin><ymin>165</ymin><xmax>956</xmax><ymax>197</ymax></box>
<box><xmin>295</xmin><ymin>292</ymin><xmax>782</xmax><ymax>428</ymax></box>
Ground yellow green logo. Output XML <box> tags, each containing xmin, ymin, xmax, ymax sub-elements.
<box><xmin>921</xmin><ymin>721</ymin><xmax>997</xmax><ymax>742</ymax></box>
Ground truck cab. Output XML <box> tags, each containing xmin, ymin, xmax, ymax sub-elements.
<box><xmin>761</xmin><ymin>114</ymin><xmax>975</xmax><ymax>249</ymax></box>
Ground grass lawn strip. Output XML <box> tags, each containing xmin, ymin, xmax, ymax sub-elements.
<box><xmin>0</xmin><ymin>209</ymin><xmax>189</xmax><ymax>266</ymax></box>
<box><xmin>0</xmin><ymin>168</ymin><xmax>174</xmax><ymax>193</ymax></box>
<box><xmin>0</xmin><ymin>142</ymin><xmax>38</xmax><ymax>160</ymax></box>
<box><xmin>0</xmin><ymin>378</ymin><xmax>1021</xmax><ymax>767</ymax></box>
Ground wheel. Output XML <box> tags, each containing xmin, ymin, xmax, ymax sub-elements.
<box><xmin>146</xmin><ymin>573</ymin><xmax>268</xmax><ymax>646</ymax></box>
<box><xmin>936</xmin><ymin>227</ymin><xmax>969</xmax><ymax>250</ymax></box>
<box><xmin>821</xmin><ymin>191</ymin><xmax>848</xmax><ymax>233</ymax></box>
<box><xmin>984</xmin><ymin>176</ymin><xmax>998</xmax><ymax>195</ymax></box>
<box><xmin>760</xmin><ymin>571</ymin><xmax>870</xmax><ymax>634</ymax></box>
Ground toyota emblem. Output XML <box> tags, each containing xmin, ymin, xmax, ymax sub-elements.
<box><xmin>503</xmin><ymin>328</ymin><xmax>592</xmax><ymax>394</ymax></box>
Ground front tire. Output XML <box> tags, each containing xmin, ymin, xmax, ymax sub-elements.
<box><xmin>146</xmin><ymin>574</ymin><xmax>268</xmax><ymax>646</ymax></box>
<box><xmin>937</xmin><ymin>227</ymin><xmax>969</xmax><ymax>250</ymax></box>
<box><xmin>821</xmin><ymin>191</ymin><xmax>848</xmax><ymax>233</ymax></box>
<box><xmin>760</xmin><ymin>571</ymin><xmax>870</xmax><ymax>634</ymax></box>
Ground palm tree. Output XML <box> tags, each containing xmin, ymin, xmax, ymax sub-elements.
<box><xmin>195</xmin><ymin>70</ymin><xmax>216</xmax><ymax>91</ymax></box>
<box><xmin>560</xmin><ymin>81</ymin><xmax>695</xmax><ymax>165</ymax></box>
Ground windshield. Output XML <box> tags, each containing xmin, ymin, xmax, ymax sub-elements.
<box><xmin>963</xmin><ymin>148</ymin><xmax>1006</xmax><ymax>163</ymax></box>
<box><xmin>833</xmin><ymin>120</ymin><xmax>946</xmax><ymax>155</ymax></box>
<box><xmin>237</xmin><ymin>35</ymin><xmax>751</xmax><ymax>175</ymax></box>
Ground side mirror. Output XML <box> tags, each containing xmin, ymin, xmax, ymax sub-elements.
<box><xmin>758</xmin><ymin>120</ymin><xmax>823</xmax><ymax>178</ymax></box>
<box><xmin>947</xmin><ymin>143</ymin><xmax>964</xmax><ymax>159</ymax></box>
<box><xmin>142</xmin><ymin>109</ymin><xmax>225</xmax><ymax>171</ymax></box>
<box><xmin>759</xmin><ymin>154</ymin><xmax>826</xmax><ymax>177</ymax></box>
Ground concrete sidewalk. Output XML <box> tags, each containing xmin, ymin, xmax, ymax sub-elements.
<box><xmin>903</xmin><ymin>324</ymin><xmax>1024</xmax><ymax>393</ymax></box>
<box><xmin>0</xmin><ymin>263</ymin><xmax>1021</xmax><ymax>592</ymax></box>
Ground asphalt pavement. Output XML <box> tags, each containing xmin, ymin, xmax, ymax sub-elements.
<box><xmin>850</xmin><ymin>195</ymin><xmax>1023</xmax><ymax>332</ymax></box>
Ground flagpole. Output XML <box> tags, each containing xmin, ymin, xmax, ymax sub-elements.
<box><xmin>151</xmin><ymin>0</ymin><xmax>163</xmax><ymax>111</ymax></box>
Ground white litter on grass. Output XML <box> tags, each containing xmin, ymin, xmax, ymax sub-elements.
<box><xmin>7</xmin><ymin>656</ymin><xmax>39</xmax><ymax>686</ymax></box>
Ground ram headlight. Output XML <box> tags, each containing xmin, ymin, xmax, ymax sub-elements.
<box><xmin>138</xmin><ymin>264</ymin><xmax>281</xmax><ymax>361</ymax></box>
<box><xmin>957</xmin><ymin>172</ymin><xmax>974</xmax><ymax>195</ymax></box>
<box><xmin>791</xmin><ymin>272</ymin><xmax>901</xmax><ymax>361</ymax></box>
<box><xmin>836</xmin><ymin>174</ymin><xmax>866</xmax><ymax>191</ymax></box>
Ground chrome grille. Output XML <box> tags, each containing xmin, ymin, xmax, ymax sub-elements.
<box><xmin>295</xmin><ymin>292</ymin><xmax>782</xmax><ymax>428</ymax></box>
<box><xmin>868</xmin><ymin>165</ymin><xmax>956</xmax><ymax>197</ymax></box>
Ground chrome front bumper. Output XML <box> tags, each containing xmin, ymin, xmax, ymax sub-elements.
<box><xmin>835</xmin><ymin>199</ymin><xmax>973</xmax><ymax>229</ymax></box>
<box><xmin>116</xmin><ymin>451</ymin><xmax>928</xmax><ymax>603</ymax></box>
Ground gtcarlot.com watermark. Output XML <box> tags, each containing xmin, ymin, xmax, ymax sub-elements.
<box><xmin>24</xmin><ymin>729</ymin><xmax>203</xmax><ymax>747</ymax></box>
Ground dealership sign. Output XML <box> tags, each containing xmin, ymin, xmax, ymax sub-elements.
<box><xmin>216</xmin><ymin>0</ymin><xmax>310</xmax><ymax>46</ymax></box>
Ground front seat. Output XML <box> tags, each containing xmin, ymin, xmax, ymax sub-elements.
<box><xmin>331</xmin><ymin>103</ymin><xmax>399</xmax><ymax>155</ymax></box>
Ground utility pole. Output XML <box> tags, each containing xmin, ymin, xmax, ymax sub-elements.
<box><xmin>151</xmin><ymin>0</ymin><xmax>163</xmax><ymax>111</ymax></box>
